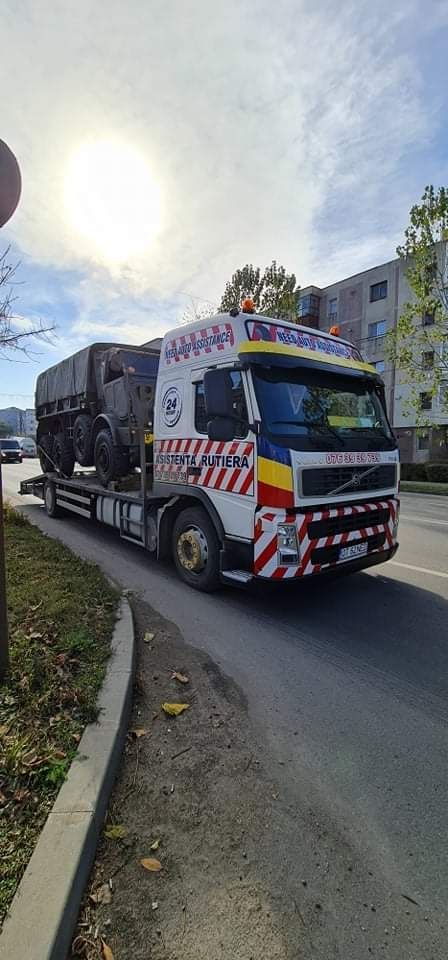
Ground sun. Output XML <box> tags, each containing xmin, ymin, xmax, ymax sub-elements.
<box><xmin>64</xmin><ymin>139</ymin><xmax>162</xmax><ymax>262</ymax></box>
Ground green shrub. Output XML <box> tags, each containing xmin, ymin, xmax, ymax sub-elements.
<box><xmin>400</xmin><ymin>463</ymin><xmax>427</xmax><ymax>481</ymax></box>
<box><xmin>425</xmin><ymin>461</ymin><xmax>448</xmax><ymax>483</ymax></box>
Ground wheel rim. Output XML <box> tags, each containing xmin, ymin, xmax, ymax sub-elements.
<box><xmin>45</xmin><ymin>485</ymin><xmax>54</xmax><ymax>511</ymax></box>
<box><xmin>177</xmin><ymin>525</ymin><xmax>208</xmax><ymax>573</ymax></box>
<box><xmin>98</xmin><ymin>442</ymin><xmax>111</xmax><ymax>475</ymax></box>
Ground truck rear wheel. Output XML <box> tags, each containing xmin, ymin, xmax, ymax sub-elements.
<box><xmin>94</xmin><ymin>428</ymin><xmax>129</xmax><ymax>486</ymax></box>
<box><xmin>53</xmin><ymin>432</ymin><xmax>75</xmax><ymax>478</ymax></box>
<box><xmin>73</xmin><ymin>414</ymin><xmax>94</xmax><ymax>466</ymax></box>
<box><xmin>172</xmin><ymin>507</ymin><xmax>221</xmax><ymax>591</ymax></box>
<box><xmin>44</xmin><ymin>480</ymin><xmax>63</xmax><ymax>518</ymax></box>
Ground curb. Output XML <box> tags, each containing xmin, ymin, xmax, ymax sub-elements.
<box><xmin>0</xmin><ymin>597</ymin><xmax>135</xmax><ymax>960</ymax></box>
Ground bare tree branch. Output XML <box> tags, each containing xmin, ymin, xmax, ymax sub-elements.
<box><xmin>0</xmin><ymin>248</ymin><xmax>56</xmax><ymax>359</ymax></box>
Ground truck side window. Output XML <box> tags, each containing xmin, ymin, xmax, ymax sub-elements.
<box><xmin>195</xmin><ymin>371</ymin><xmax>248</xmax><ymax>437</ymax></box>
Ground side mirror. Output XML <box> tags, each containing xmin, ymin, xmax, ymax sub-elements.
<box><xmin>203</xmin><ymin>369</ymin><xmax>234</xmax><ymax>419</ymax></box>
<box><xmin>203</xmin><ymin>369</ymin><xmax>235</xmax><ymax>440</ymax></box>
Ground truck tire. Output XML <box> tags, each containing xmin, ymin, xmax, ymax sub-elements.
<box><xmin>94</xmin><ymin>428</ymin><xmax>129</xmax><ymax>486</ymax></box>
<box><xmin>44</xmin><ymin>480</ymin><xmax>63</xmax><ymax>518</ymax></box>
<box><xmin>53</xmin><ymin>432</ymin><xmax>75</xmax><ymax>478</ymax></box>
<box><xmin>73</xmin><ymin>414</ymin><xmax>94</xmax><ymax>466</ymax></box>
<box><xmin>172</xmin><ymin>506</ymin><xmax>221</xmax><ymax>591</ymax></box>
<box><xmin>38</xmin><ymin>434</ymin><xmax>54</xmax><ymax>473</ymax></box>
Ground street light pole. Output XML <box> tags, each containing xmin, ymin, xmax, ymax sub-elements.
<box><xmin>0</xmin><ymin>137</ymin><xmax>22</xmax><ymax>679</ymax></box>
<box><xmin>0</xmin><ymin>460</ymin><xmax>8</xmax><ymax>678</ymax></box>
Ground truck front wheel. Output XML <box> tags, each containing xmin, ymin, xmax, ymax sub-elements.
<box><xmin>172</xmin><ymin>507</ymin><xmax>221</xmax><ymax>591</ymax></box>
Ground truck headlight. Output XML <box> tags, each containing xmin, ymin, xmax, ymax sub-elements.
<box><xmin>277</xmin><ymin>523</ymin><xmax>299</xmax><ymax>565</ymax></box>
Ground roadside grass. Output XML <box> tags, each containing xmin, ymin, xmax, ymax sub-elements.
<box><xmin>400</xmin><ymin>480</ymin><xmax>448</xmax><ymax>495</ymax></box>
<box><xmin>0</xmin><ymin>504</ymin><xmax>119</xmax><ymax>925</ymax></box>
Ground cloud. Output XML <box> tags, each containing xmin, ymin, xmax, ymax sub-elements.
<box><xmin>0</xmin><ymin>0</ymin><xmax>445</xmax><ymax>350</ymax></box>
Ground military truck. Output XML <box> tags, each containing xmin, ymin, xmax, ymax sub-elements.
<box><xmin>35</xmin><ymin>343</ymin><xmax>159</xmax><ymax>485</ymax></box>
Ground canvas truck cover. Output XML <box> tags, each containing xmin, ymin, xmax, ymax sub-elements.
<box><xmin>35</xmin><ymin>342</ymin><xmax>158</xmax><ymax>411</ymax></box>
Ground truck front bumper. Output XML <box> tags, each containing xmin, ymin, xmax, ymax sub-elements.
<box><xmin>254</xmin><ymin>498</ymin><xmax>399</xmax><ymax>581</ymax></box>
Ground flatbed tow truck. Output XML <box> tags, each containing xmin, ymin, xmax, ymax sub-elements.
<box><xmin>21</xmin><ymin>305</ymin><xmax>399</xmax><ymax>591</ymax></box>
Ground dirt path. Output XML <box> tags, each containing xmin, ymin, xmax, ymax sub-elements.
<box><xmin>71</xmin><ymin>598</ymin><xmax>441</xmax><ymax>960</ymax></box>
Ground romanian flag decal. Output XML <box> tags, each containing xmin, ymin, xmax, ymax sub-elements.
<box><xmin>257</xmin><ymin>436</ymin><xmax>294</xmax><ymax>508</ymax></box>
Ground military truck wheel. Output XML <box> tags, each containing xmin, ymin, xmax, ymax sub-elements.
<box><xmin>53</xmin><ymin>432</ymin><xmax>75</xmax><ymax>478</ymax></box>
<box><xmin>172</xmin><ymin>507</ymin><xmax>221</xmax><ymax>591</ymax></box>
<box><xmin>38</xmin><ymin>434</ymin><xmax>54</xmax><ymax>473</ymax></box>
<box><xmin>73</xmin><ymin>414</ymin><xmax>94</xmax><ymax>466</ymax></box>
<box><xmin>94</xmin><ymin>429</ymin><xmax>129</xmax><ymax>486</ymax></box>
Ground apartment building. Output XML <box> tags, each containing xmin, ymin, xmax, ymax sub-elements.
<box><xmin>0</xmin><ymin>406</ymin><xmax>37</xmax><ymax>437</ymax></box>
<box><xmin>298</xmin><ymin>253</ymin><xmax>447</xmax><ymax>463</ymax></box>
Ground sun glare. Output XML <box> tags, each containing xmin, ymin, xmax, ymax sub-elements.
<box><xmin>64</xmin><ymin>139</ymin><xmax>162</xmax><ymax>262</ymax></box>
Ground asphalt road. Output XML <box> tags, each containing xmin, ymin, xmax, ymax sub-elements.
<box><xmin>3</xmin><ymin>461</ymin><xmax>448</xmax><ymax>947</ymax></box>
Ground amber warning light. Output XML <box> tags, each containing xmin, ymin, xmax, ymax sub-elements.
<box><xmin>329</xmin><ymin>324</ymin><xmax>340</xmax><ymax>337</ymax></box>
<box><xmin>241</xmin><ymin>298</ymin><xmax>256</xmax><ymax>314</ymax></box>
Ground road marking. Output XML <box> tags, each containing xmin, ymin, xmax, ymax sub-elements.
<box><xmin>401</xmin><ymin>514</ymin><xmax>448</xmax><ymax>526</ymax></box>
<box><xmin>390</xmin><ymin>561</ymin><xmax>448</xmax><ymax>580</ymax></box>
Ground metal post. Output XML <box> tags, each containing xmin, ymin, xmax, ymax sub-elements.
<box><xmin>0</xmin><ymin>459</ymin><xmax>9</xmax><ymax>678</ymax></box>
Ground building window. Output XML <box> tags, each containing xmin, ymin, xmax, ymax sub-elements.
<box><xmin>422</xmin><ymin>351</ymin><xmax>434</xmax><ymax>370</ymax></box>
<box><xmin>195</xmin><ymin>371</ymin><xmax>248</xmax><ymax>436</ymax></box>
<box><xmin>420</xmin><ymin>392</ymin><xmax>432</xmax><ymax>411</ymax></box>
<box><xmin>439</xmin><ymin>382</ymin><xmax>448</xmax><ymax>409</ymax></box>
<box><xmin>422</xmin><ymin>312</ymin><xmax>435</xmax><ymax>326</ymax></box>
<box><xmin>370</xmin><ymin>281</ymin><xmax>388</xmax><ymax>302</ymax></box>
<box><xmin>328</xmin><ymin>298</ymin><xmax>337</xmax><ymax>318</ymax></box>
<box><xmin>418</xmin><ymin>431</ymin><xmax>430</xmax><ymax>450</ymax></box>
<box><xmin>373</xmin><ymin>360</ymin><xmax>385</xmax><ymax>374</ymax></box>
<box><xmin>297</xmin><ymin>293</ymin><xmax>320</xmax><ymax>319</ymax></box>
<box><xmin>368</xmin><ymin>320</ymin><xmax>387</xmax><ymax>338</ymax></box>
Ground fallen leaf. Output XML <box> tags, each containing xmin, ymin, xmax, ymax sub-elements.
<box><xmin>152</xmin><ymin>900</ymin><xmax>159</xmax><ymax>910</ymax></box>
<box><xmin>172</xmin><ymin>671</ymin><xmax>190</xmax><ymax>684</ymax></box>
<box><xmin>162</xmin><ymin>702</ymin><xmax>190</xmax><ymax>717</ymax></box>
<box><xmin>131</xmin><ymin>727</ymin><xmax>149</xmax><ymax>739</ymax></box>
<box><xmin>150</xmin><ymin>838</ymin><xmax>161</xmax><ymax>851</ymax></box>
<box><xmin>144</xmin><ymin>631</ymin><xmax>155</xmax><ymax>644</ymax></box>
<box><xmin>101</xmin><ymin>940</ymin><xmax>114</xmax><ymax>960</ymax></box>
<box><xmin>140</xmin><ymin>857</ymin><xmax>162</xmax><ymax>872</ymax></box>
<box><xmin>91</xmin><ymin>883</ymin><xmax>112</xmax><ymax>905</ymax></box>
<box><xmin>104</xmin><ymin>824</ymin><xmax>128</xmax><ymax>840</ymax></box>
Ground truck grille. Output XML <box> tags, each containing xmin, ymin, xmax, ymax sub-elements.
<box><xmin>308</xmin><ymin>506</ymin><xmax>390</xmax><ymax>540</ymax></box>
<box><xmin>301</xmin><ymin>464</ymin><xmax>396</xmax><ymax>498</ymax></box>
<box><xmin>311</xmin><ymin>532</ymin><xmax>386</xmax><ymax>565</ymax></box>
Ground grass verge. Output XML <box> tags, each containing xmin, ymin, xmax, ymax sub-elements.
<box><xmin>400</xmin><ymin>480</ymin><xmax>448</xmax><ymax>495</ymax></box>
<box><xmin>0</xmin><ymin>504</ymin><xmax>119</xmax><ymax>925</ymax></box>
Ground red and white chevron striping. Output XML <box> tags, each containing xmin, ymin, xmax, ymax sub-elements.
<box><xmin>254</xmin><ymin>499</ymin><xmax>398</xmax><ymax>580</ymax></box>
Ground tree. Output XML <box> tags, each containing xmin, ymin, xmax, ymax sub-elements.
<box><xmin>219</xmin><ymin>261</ymin><xmax>297</xmax><ymax>320</ymax></box>
<box><xmin>386</xmin><ymin>185</ymin><xmax>448</xmax><ymax>434</ymax></box>
<box><xmin>0</xmin><ymin>421</ymin><xmax>11</xmax><ymax>437</ymax></box>
<box><xmin>0</xmin><ymin>248</ymin><xmax>54</xmax><ymax>357</ymax></box>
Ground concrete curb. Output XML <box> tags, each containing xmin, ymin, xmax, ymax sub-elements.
<box><xmin>0</xmin><ymin>597</ymin><xmax>135</xmax><ymax>960</ymax></box>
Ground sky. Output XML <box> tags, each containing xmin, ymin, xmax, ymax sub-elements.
<box><xmin>0</xmin><ymin>0</ymin><xmax>447</xmax><ymax>409</ymax></box>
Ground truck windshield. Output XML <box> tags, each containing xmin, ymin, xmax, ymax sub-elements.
<box><xmin>120</xmin><ymin>352</ymin><xmax>156</xmax><ymax>376</ymax></box>
<box><xmin>252</xmin><ymin>366</ymin><xmax>395</xmax><ymax>452</ymax></box>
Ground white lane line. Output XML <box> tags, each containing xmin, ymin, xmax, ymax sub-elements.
<box><xmin>400</xmin><ymin>514</ymin><xmax>448</xmax><ymax>526</ymax></box>
<box><xmin>390</xmin><ymin>561</ymin><xmax>448</xmax><ymax>580</ymax></box>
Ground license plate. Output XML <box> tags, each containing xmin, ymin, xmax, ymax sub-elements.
<box><xmin>339</xmin><ymin>541</ymin><xmax>368</xmax><ymax>561</ymax></box>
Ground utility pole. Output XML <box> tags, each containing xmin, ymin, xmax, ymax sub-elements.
<box><xmin>0</xmin><ymin>138</ymin><xmax>22</xmax><ymax>680</ymax></box>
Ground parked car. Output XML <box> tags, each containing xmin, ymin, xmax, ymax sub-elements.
<box><xmin>0</xmin><ymin>439</ymin><xmax>22</xmax><ymax>463</ymax></box>
<box><xmin>11</xmin><ymin>436</ymin><xmax>37</xmax><ymax>458</ymax></box>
